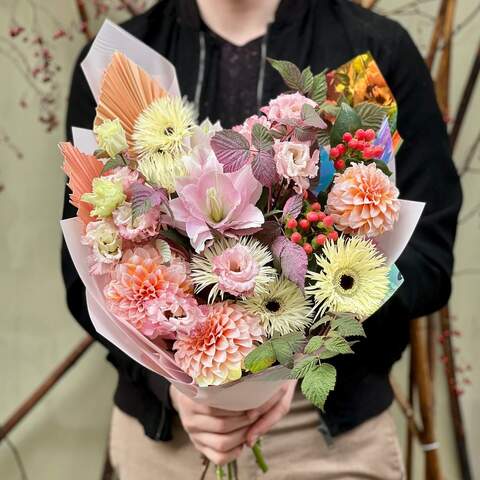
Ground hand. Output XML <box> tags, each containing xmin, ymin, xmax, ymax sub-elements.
<box><xmin>245</xmin><ymin>381</ymin><xmax>297</xmax><ymax>447</ymax></box>
<box><xmin>170</xmin><ymin>385</ymin><xmax>259</xmax><ymax>465</ymax></box>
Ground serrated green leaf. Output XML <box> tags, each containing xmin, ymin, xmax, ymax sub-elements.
<box><xmin>331</xmin><ymin>316</ymin><xmax>366</xmax><ymax>338</ymax></box>
<box><xmin>268</xmin><ymin>58</ymin><xmax>302</xmax><ymax>91</ymax></box>
<box><xmin>310</xmin><ymin>71</ymin><xmax>327</xmax><ymax>105</ymax></box>
<box><xmin>271</xmin><ymin>333</ymin><xmax>305</xmax><ymax>366</ymax></box>
<box><xmin>330</xmin><ymin>103</ymin><xmax>362</xmax><ymax>146</ymax></box>
<box><xmin>289</xmin><ymin>356</ymin><xmax>318</xmax><ymax>379</ymax></box>
<box><xmin>101</xmin><ymin>155</ymin><xmax>126</xmax><ymax>174</ymax></box>
<box><xmin>304</xmin><ymin>336</ymin><xmax>325</xmax><ymax>355</ymax></box>
<box><xmin>301</xmin><ymin>66</ymin><xmax>314</xmax><ymax>95</ymax></box>
<box><xmin>324</xmin><ymin>332</ymin><xmax>354</xmax><ymax>355</ymax></box>
<box><xmin>301</xmin><ymin>363</ymin><xmax>337</xmax><ymax>411</ymax></box>
<box><xmin>317</xmin><ymin>129</ymin><xmax>331</xmax><ymax>147</ymax></box>
<box><xmin>318</xmin><ymin>101</ymin><xmax>340</xmax><ymax>118</ymax></box>
<box><xmin>244</xmin><ymin>343</ymin><xmax>276</xmax><ymax>373</ymax></box>
<box><xmin>317</xmin><ymin>349</ymin><xmax>339</xmax><ymax>360</ymax></box>
<box><xmin>308</xmin><ymin>315</ymin><xmax>330</xmax><ymax>334</ymax></box>
<box><xmin>252</xmin><ymin>123</ymin><xmax>273</xmax><ymax>151</ymax></box>
<box><xmin>354</xmin><ymin>102</ymin><xmax>388</xmax><ymax>132</ymax></box>
<box><xmin>301</xmin><ymin>104</ymin><xmax>325</xmax><ymax>128</ymax></box>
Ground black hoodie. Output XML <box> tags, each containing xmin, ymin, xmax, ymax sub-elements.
<box><xmin>62</xmin><ymin>0</ymin><xmax>462</xmax><ymax>441</ymax></box>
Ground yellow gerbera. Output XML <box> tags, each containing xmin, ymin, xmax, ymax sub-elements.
<box><xmin>133</xmin><ymin>96</ymin><xmax>196</xmax><ymax>191</ymax></box>
<box><xmin>305</xmin><ymin>236</ymin><xmax>389</xmax><ymax>319</ymax></box>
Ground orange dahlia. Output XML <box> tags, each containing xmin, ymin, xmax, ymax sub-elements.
<box><xmin>173</xmin><ymin>302</ymin><xmax>264</xmax><ymax>387</ymax></box>
<box><xmin>327</xmin><ymin>162</ymin><xmax>400</xmax><ymax>237</ymax></box>
<box><xmin>104</xmin><ymin>245</ymin><xmax>196</xmax><ymax>339</ymax></box>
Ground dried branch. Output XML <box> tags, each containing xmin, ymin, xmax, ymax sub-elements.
<box><xmin>74</xmin><ymin>0</ymin><xmax>92</xmax><ymax>41</ymax></box>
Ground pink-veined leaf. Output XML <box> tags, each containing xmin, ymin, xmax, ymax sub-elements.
<box><xmin>301</xmin><ymin>104</ymin><xmax>327</xmax><ymax>129</ymax></box>
<box><xmin>131</xmin><ymin>183</ymin><xmax>168</xmax><ymax>220</ymax></box>
<box><xmin>211</xmin><ymin>129</ymin><xmax>251</xmax><ymax>172</ymax></box>
<box><xmin>254</xmin><ymin>221</ymin><xmax>282</xmax><ymax>246</ymax></box>
<box><xmin>282</xmin><ymin>194</ymin><xmax>303</xmax><ymax>220</ymax></box>
<box><xmin>252</xmin><ymin>148</ymin><xmax>278</xmax><ymax>187</ymax></box>
<box><xmin>271</xmin><ymin>236</ymin><xmax>308</xmax><ymax>289</ymax></box>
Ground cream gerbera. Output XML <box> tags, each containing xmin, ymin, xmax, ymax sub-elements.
<box><xmin>190</xmin><ymin>237</ymin><xmax>277</xmax><ymax>302</ymax></box>
<box><xmin>133</xmin><ymin>96</ymin><xmax>196</xmax><ymax>191</ymax></box>
<box><xmin>241</xmin><ymin>277</ymin><xmax>312</xmax><ymax>336</ymax></box>
<box><xmin>305</xmin><ymin>236</ymin><xmax>389</xmax><ymax>319</ymax></box>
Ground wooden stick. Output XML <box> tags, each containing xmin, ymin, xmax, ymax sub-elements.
<box><xmin>450</xmin><ymin>40</ymin><xmax>480</xmax><ymax>150</ymax></box>
<box><xmin>427</xmin><ymin>313</ymin><xmax>437</xmax><ymax>385</ymax></box>
<box><xmin>426</xmin><ymin>0</ymin><xmax>448</xmax><ymax>70</ymax></box>
<box><xmin>439</xmin><ymin>307</ymin><xmax>473</xmax><ymax>480</ymax></box>
<box><xmin>391</xmin><ymin>376</ymin><xmax>421</xmax><ymax>440</ymax></box>
<box><xmin>406</xmin><ymin>353</ymin><xmax>415</xmax><ymax>480</ymax></box>
<box><xmin>74</xmin><ymin>0</ymin><xmax>92</xmax><ymax>41</ymax></box>
<box><xmin>410</xmin><ymin>317</ymin><xmax>442</xmax><ymax>480</ymax></box>
<box><xmin>0</xmin><ymin>336</ymin><xmax>94</xmax><ymax>442</ymax></box>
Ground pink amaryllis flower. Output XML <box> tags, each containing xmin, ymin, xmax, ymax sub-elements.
<box><xmin>170</xmin><ymin>162</ymin><xmax>264</xmax><ymax>252</ymax></box>
<box><xmin>173</xmin><ymin>302</ymin><xmax>264</xmax><ymax>386</ymax></box>
<box><xmin>326</xmin><ymin>162</ymin><xmax>400</xmax><ymax>237</ymax></box>
<box><xmin>104</xmin><ymin>245</ymin><xmax>197</xmax><ymax>339</ymax></box>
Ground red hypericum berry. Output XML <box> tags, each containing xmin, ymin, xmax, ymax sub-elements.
<box><xmin>315</xmin><ymin>234</ymin><xmax>327</xmax><ymax>245</ymax></box>
<box><xmin>356</xmin><ymin>140</ymin><xmax>366</xmax><ymax>151</ymax></box>
<box><xmin>365</xmin><ymin>129</ymin><xmax>376</xmax><ymax>142</ymax></box>
<box><xmin>330</xmin><ymin>147</ymin><xmax>340</xmax><ymax>158</ymax></box>
<box><xmin>303</xmin><ymin>243</ymin><xmax>313</xmax><ymax>255</ymax></box>
<box><xmin>355</xmin><ymin>128</ymin><xmax>366</xmax><ymax>140</ymax></box>
<box><xmin>327</xmin><ymin>231</ymin><xmax>339</xmax><ymax>241</ymax></box>
<box><xmin>317</xmin><ymin>211</ymin><xmax>326</xmax><ymax>221</ymax></box>
<box><xmin>342</xmin><ymin>132</ymin><xmax>353</xmax><ymax>142</ymax></box>
<box><xmin>291</xmin><ymin>232</ymin><xmax>302</xmax><ymax>243</ymax></box>
<box><xmin>323</xmin><ymin>215</ymin><xmax>334</xmax><ymax>227</ymax></box>
<box><xmin>363</xmin><ymin>147</ymin><xmax>374</xmax><ymax>159</ymax></box>
<box><xmin>286</xmin><ymin>218</ymin><xmax>298</xmax><ymax>229</ymax></box>
<box><xmin>299</xmin><ymin>218</ymin><xmax>310</xmax><ymax>230</ymax></box>
<box><xmin>334</xmin><ymin>159</ymin><xmax>346</xmax><ymax>170</ymax></box>
<box><xmin>307</xmin><ymin>211</ymin><xmax>319</xmax><ymax>223</ymax></box>
<box><xmin>373</xmin><ymin>146</ymin><xmax>384</xmax><ymax>157</ymax></box>
<box><xmin>348</xmin><ymin>139</ymin><xmax>358</xmax><ymax>150</ymax></box>
<box><xmin>336</xmin><ymin>144</ymin><xmax>346</xmax><ymax>155</ymax></box>
<box><xmin>311</xmin><ymin>202</ymin><xmax>321</xmax><ymax>211</ymax></box>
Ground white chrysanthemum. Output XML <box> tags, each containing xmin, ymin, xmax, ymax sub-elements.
<box><xmin>190</xmin><ymin>237</ymin><xmax>277</xmax><ymax>303</ymax></box>
<box><xmin>305</xmin><ymin>236</ymin><xmax>389</xmax><ymax>319</ymax></box>
<box><xmin>133</xmin><ymin>96</ymin><xmax>196</xmax><ymax>191</ymax></box>
<box><xmin>241</xmin><ymin>277</ymin><xmax>312</xmax><ymax>336</ymax></box>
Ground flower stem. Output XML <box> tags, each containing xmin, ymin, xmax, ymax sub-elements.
<box><xmin>216</xmin><ymin>465</ymin><xmax>226</xmax><ymax>479</ymax></box>
<box><xmin>227</xmin><ymin>461</ymin><xmax>234</xmax><ymax>480</ymax></box>
<box><xmin>252</xmin><ymin>440</ymin><xmax>269</xmax><ymax>473</ymax></box>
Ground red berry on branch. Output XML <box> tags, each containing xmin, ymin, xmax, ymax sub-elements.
<box><xmin>330</xmin><ymin>147</ymin><xmax>340</xmax><ymax>158</ymax></box>
<box><xmin>286</xmin><ymin>218</ymin><xmax>297</xmax><ymax>229</ymax></box>
<box><xmin>327</xmin><ymin>231</ymin><xmax>339</xmax><ymax>241</ymax></box>
<box><xmin>291</xmin><ymin>232</ymin><xmax>302</xmax><ymax>243</ymax></box>
<box><xmin>311</xmin><ymin>202</ymin><xmax>321</xmax><ymax>211</ymax></box>
<box><xmin>342</xmin><ymin>132</ymin><xmax>353</xmax><ymax>142</ymax></box>
<box><xmin>303</xmin><ymin>243</ymin><xmax>313</xmax><ymax>255</ymax></box>
<box><xmin>334</xmin><ymin>159</ymin><xmax>345</xmax><ymax>170</ymax></box>
<box><xmin>373</xmin><ymin>146</ymin><xmax>384</xmax><ymax>157</ymax></box>
<box><xmin>336</xmin><ymin>144</ymin><xmax>346</xmax><ymax>155</ymax></box>
<box><xmin>323</xmin><ymin>215</ymin><xmax>334</xmax><ymax>227</ymax></box>
<box><xmin>355</xmin><ymin>129</ymin><xmax>366</xmax><ymax>140</ymax></box>
<box><xmin>315</xmin><ymin>234</ymin><xmax>327</xmax><ymax>246</ymax></box>
<box><xmin>317</xmin><ymin>211</ymin><xmax>326</xmax><ymax>221</ymax></box>
<box><xmin>365</xmin><ymin>129</ymin><xmax>376</xmax><ymax>142</ymax></box>
<box><xmin>299</xmin><ymin>219</ymin><xmax>310</xmax><ymax>230</ymax></box>
<box><xmin>363</xmin><ymin>147</ymin><xmax>374</xmax><ymax>159</ymax></box>
<box><xmin>348</xmin><ymin>139</ymin><xmax>358</xmax><ymax>150</ymax></box>
<box><xmin>307</xmin><ymin>211</ymin><xmax>319</xmax><ymax>223</ymax></box>
<box><xmin>356</xmin><ymin>140</ymin><xmax>366</xmax><ymax>151</ymax></box>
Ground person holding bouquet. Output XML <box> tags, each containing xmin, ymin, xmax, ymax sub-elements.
<box><xmin>62</xmin><ymin>0</ymin><xmax>461</xmax><ymax>478</ymax></box>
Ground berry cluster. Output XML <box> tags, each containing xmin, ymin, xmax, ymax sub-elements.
<box><xmin>330</xmin><ymin>129</ymin><xmax>384</xmax><ymax>171</ymax></box>
<box><xmin>284</xmin><ymin>200</ymin><xmax>338</xmax><ymax>256</ymax></box>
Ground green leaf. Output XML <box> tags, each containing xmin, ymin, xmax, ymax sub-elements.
<box><xmin>317</xmin><ymin>349</ymin><xmax>340</xmax><ymax>360</ymax></box>
<box><xmin>318</xmin><ymin>101</ymin><xmax>340</xmax><ymax>118</ymax></box>
<box><xmin>330</xmin><ymin>103</ymin><xmax>362</xmax><ymax>146</ymax></box>
<box><xmin>304</xmin><ymin>336</ymin><xmax>325</xmax><ymax>355</ymax></box>
<box><xmin>289</xmin><ymin>356</ymin><xmax>318</xmax><ymax>379</ymax></box>
<box><xmin>324</xmin><ymin>332</ymin><xmax>354</xmax><ymax>355</ymax></box>
<box><xmin>300</xmin><ymin>66</ymin><xmax>314</xmax><ymax>95</ymax></box>
<box><xmin>317</xmin><ymin>128</ymin><xmax>331</xmax><ymax>147</ymax></box>
<box><xmin>271</xmin><ymin>333</ymin><xmax>305</xmax><ymax>366</ymax></box>
<box><xmin>252</xmin><ymin>123</ymin><xmax>274</xmax><ymax>151</ymax></box>
<box><xmin>301</xmin><ymin>363</ymin><xmax>337</xmax><ymax>411</ymax></box>
<box><xmin>331</xmin><ymin>315</ymin><xmax>366</xmax><ymax>338</ymax></box>
<box><xmin>101</xmin><ymin>154</ymin><xmax>126</xmax><ymax>174</ymax></box>
<box><xmin>354</xmin><ymin>101</ymin><xmax>388</xmax><ymax>132</ymax></box>
<box><xmin>310</xmin><ymin>71</ymin><xmax>327</xmax><ymax>105</ymax></box>
<box><xmin>308</xmin><ymin>315</ymin><xmax>330</xmax><ymax>334</ymax></box>
<box><xmin>244</xmin><ymin>343</ymin><xmax>276</xmax><ymax>373</ymax></box>
<box><xmin>301</xmin><ymin>104</ymin><xmax>326</xmax><ymax>128</ymax></box>
<box><xmin>267</xmin><ymin>58</ymin><xmax>302</xmax><ymax>91</ymax></box>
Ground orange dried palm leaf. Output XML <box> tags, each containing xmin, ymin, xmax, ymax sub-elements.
<box><xmin>94</xmin><ymin>52</ymin><xmax>167</xmax><ymax>152</ymax></box>
<box><xmin>60</xmin><ymin>142</ymin><xmax>103</xmax><ymax>225</ymax></box>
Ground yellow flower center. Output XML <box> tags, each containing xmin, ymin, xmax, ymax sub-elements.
<box><xmin>206</xmin><ymin>187</ymin><xmax>225</xmax><ymax>223</ymax></box>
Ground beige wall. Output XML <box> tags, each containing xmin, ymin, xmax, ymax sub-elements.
<box><xmin>0</xmin><ymin>1</ymin><xmax>478</xmax><ymax>479</ymax></box>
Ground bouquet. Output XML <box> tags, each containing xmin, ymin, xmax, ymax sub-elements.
<box><xmin>61</xmin><ymin>21</ymin><xmax>424</xmax><ymax>479</ymax></box>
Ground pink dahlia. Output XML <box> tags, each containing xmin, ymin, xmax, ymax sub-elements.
<box><xmin>326</xmin><ymin>162</ymin><xmax>400</xmax><ymax>237</ymax></box>
<box><xmin>261</xmin><ymin>92</ymin><xmax>317</xmax><ymax>123</ymax></box>
<box><xmin>173</xmin><ymin>302</ymin><xmax>264</xmax><ymax>386</ymax></box>
<box><xmin>104</xmin><ymin>245</ymin><xmax>196</xmax><ymax>339</ymax></box>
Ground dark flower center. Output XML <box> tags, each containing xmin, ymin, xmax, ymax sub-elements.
<box><xmin>340</xmin><ymin>274</ymin><xmax>355</xmax><ymax>290</ymax></box>
<box><xmin>164</xmin><ymin>126</ymin><xmax>174</xmax><ymax>136</ymax></box>
<box><xmin>265</xmin><ymin>300</ymin><xmax>281</xmax><ymax>312</ymax></box>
